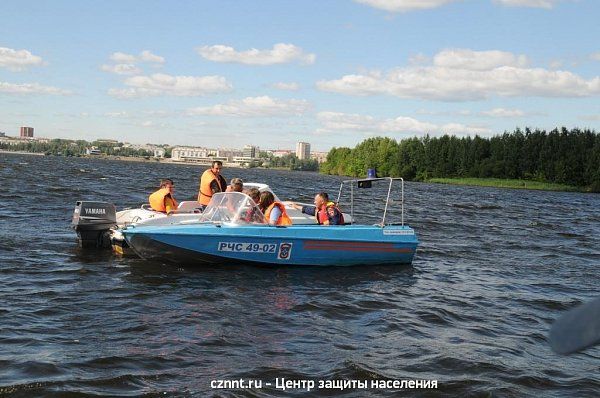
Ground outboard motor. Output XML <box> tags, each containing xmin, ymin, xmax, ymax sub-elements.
<box><xmin>72</xmin><ymin>201</ymin><xmax>117</xmax><ymax>248</ymax></box>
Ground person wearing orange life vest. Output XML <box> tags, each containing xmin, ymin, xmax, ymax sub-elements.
<box><xmin>197</xmin><ymin>160</ymin><xmax>227</xmax><ymax>208</ymax></box>
<box><xmin>258</xmin><ymin>191</ymin><xmax>292</xmax><ymax>226</ymax></box>
<box><xmin>289</xmin><ymin>192</ymin><xmax>344</xmax><ymax>225</ymax></box>
<box><xmin>149</xmin><ymin>178</ymin><xmax>178</xmax><ymax>214</ymax></box>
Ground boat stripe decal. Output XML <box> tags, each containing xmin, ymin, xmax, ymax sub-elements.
<box><xmin>303</xmin><ymin>246</ymin><xmax>413</xmax><ymax>253</ymax></box>
<box><xmin>303</xmin><ymin>241</ymin><xmax>413</xmax><ymax>253</ymax></box>
<box><xmin>304</xmin><ymin>240</ymin><xmax>399</xmax><ymax>247</ymax></box>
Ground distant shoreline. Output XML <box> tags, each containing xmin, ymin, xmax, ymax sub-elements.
<box><xmin>0</xmin><ymin>150</ymin><xmax>45</xmax><ymax>156</ymax></box>
<box><xmin>0</xmin><ymin>150</ymin><xmax>303</xmax><ymax>171</ymax></box>
<box><xmin>3</xmin><ymin>151</ymin><xmax>589</xmax><ymax>193</ymax></box>
<box><xmin>427</xmin><ymin>177</ymin><xmax>584</xmax><ymax>192</ymax></box>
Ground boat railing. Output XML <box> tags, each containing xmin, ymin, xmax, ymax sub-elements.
<box><xmin>336</xmin><ymin>177</ymin><xmax>404</xmax><ymax>227</ymax></box>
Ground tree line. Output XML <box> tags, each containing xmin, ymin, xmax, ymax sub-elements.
<box><xmin>320</xmin><ymin>128</ymin><xmax>600</xmax><ymax>192</ymax></box>
<box><xmin>259</xmin><ymin>152</ymin><xmax>319</xmax><ymax>171</ymax></box>
<box><xmin>0</xmin><ymin>138</ymin><xmax>154</xmax><ymax>158</ymax></box>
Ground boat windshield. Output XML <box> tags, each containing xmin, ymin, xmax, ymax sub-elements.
<box><xmin>199</xmin><ymin>192</ymin><xmax>267</xmax><ymax>224</ymax></box>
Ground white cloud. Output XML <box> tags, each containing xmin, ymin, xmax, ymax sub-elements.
<box><xmin>438</xmin><ymin>123</ymin><xmax>490</xmax><ymax>135</ymax></box>
<box><xmin>417</xmin><ymin>109</ymin><xmax>473</xmax><ymax>116</ymax></box>
<box><xmin>433</xmin><ymin>49</ymin><xmax>529</xmax><ymax>70</ymax></box>
<box><xmin>316</xmin><ymin>111</ymin><xmax>490</xmax><ymax>136</ymax></box>
<box><xmin>271</xmin><ymin>82</ymin><xmax>300</xmax><ymax>91</ymax></box>
<box><xmin>580</xmin><ymin>114</ymin><xmax>600</xmax><ymax>121</ymax></box>
<box><xmin>139</xmin><ymin>50</ymin><xmax>165</xmax><ymax>64</ymax></box>
<box><xmin>354</xmin><ymin>0</ymin><xmax>460</xmax><ymax>12</ymax></box>
<box><xmin>110</xmin><ymin>50</ymin><xmax>165</xmax><ymax>64</ymax></box>
<box><xmin>0</xmin><ymin>81</ymin><xmax>71</xmax><ymax>95</ymax></box>
<box><xmin>110</xmin><ymin>52</ymin><xmax>137</xmax><ymax>63</ymax></box>
<box><xmin>549</xmin><ymin>59</ymin><xmax>563</xmax><ymax>69</ymax></box>
<box><xmin>104</xmin><ymin>50</ymin><xmax>165</xmax><ymax>75</ymax></box>
<box><xmin>591</xmin><ymin>52</ymin><xmax>600</xmax><ymax>62</ymax></box>
<box><xmin>108</xmin><ymin>73</ymin><xmax>232</xmax><ymax>98</ymax></box>
<box><xmin>480</xmin><ymin>108</ymin><xmax>526</xmax><ymax>118</ymax></box>
<box><xmin>317</xmin><ymin>48</ymin><xmax>600</xmax><ymax>101</ymax></box>
<box><xmin>100</xmin><ymin>63</ymin><xmax>142</xmax><ymax>75</ymax></box>
<box><xmin>0</xmin><ymin>47</ymin><xmax>44</xmax><ymax>71</ymax></box>
<box><xmin>493</xmin><ymin>0</ymin><xmax>560</xmax><ymax>9</ymax></box>
<box><xmin>197</xmin><ymin>43</ymin><xmax>316</xmax><ymax>65</ymax></box>
<box><xmin>187</xmin><ymin>96</ymin><xmax>311</xmax><ymax>117</ymax></box>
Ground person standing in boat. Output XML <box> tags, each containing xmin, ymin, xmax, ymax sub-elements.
<box><xmin>258</xmin><ymin>191</ymin><xmax>292</xmax><ymax>226</ymax></box>
<box><xmin>149</xmin><ymin>178</ymin><xmax>178</xmax><ymax>214</ymax></box>
<box><xmin>289</xmin><ymin>192</ymin><xmax>344</xmax><ymax>225</ymax></box>
<box><xmin>197</xmin><ymin>160</ymin><xmax>227</xmax><ymax>208</ymax></box>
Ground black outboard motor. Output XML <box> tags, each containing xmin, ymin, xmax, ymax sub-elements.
<box><xmin>72</xmin><ymin>201</ymin><xmax>117</xmax><ymax>248</ymax></box>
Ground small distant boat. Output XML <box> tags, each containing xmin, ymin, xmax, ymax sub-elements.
<box><xmin>122</xmin><ymin>178</ymin><xmax>418</xmax><ymax>267</ymax></box>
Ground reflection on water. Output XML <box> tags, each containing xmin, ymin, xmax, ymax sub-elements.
<box><xmin>0</xmin><ymin>153</ymin><xmax>599</xmax><ymax>397</ymax></box>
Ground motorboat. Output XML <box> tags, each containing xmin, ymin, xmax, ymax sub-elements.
<box><xmin>71</xmin><ymin>183</ymin><xmax>349</xmax><ymax>255</ymax></box>
<box><xmin>122</xmin><ymin>178</ymin><xmax>418</xmax><ymax>266</ymax></box>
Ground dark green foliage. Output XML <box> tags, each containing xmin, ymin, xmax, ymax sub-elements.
<box><xmin>264</xmin><ymin>153</ymin><xmax>319</xmax><ymax>171</ymax></box>
<box><xmin>320</xmin><ymin>128</ymin><xmax>600</xmax><ymax>192</ymax></box>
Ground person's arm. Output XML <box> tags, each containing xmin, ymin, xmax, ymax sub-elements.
<box><xmin>209</xmin><ymin>180</ymin><xmax>220</xmax><ymax>194</ymax></box>
<box><xmin>268</xmin><ymin>206</ymin><xmax>282</xmax><ymax>225</ymax></box>
<box><xmin>164</xmin><ymin>195</ymin><xmax>177</xmax><ymax>215</ymax></box>
<box><xmin>288</xmin><ymin>202</ymin><xmax>316</xmax><ymax>216</ymax></box>
<box><xmin>301</xmin><ymin>205</ymin><xmax>316</xmax><ymax>216</ymax></box>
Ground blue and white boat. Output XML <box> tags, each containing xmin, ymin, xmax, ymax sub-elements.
<box><xmin>122</xmin><ymin>178</ymin><xmax>418</xmax><ymax>267</ymax></box>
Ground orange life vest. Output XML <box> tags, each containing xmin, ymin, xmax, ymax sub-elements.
<box><xmin>149</xmin><ymin>188</ymin><xmax>178</xmax><ymax>213</ymax></box>
<box><xmin>316</xmin><ymin>201</ymin><xmax>344</xmax><ymax>225</ymax></box>
<box><xmin>265</xmin><ymin>202</ymin><xmax>292</xmax><ymax>226</ymax></box>
<box><xmin>198</xmin><ymin>169</ymin><xmax>227</xmax><ymax>205</ymax></box>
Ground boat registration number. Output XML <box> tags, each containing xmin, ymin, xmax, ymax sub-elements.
<box><xmin>218</xmin><ymin>242</ymin><xmax>277</xmax><ymax>254</ymax></box>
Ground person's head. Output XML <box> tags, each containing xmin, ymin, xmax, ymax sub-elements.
<box><xmin>160</xmin><ymin>178</ymin><xmax>174</xmax><ymax>193</ymax></box>
<box><xmin>211</xmin><ymin>160</ymin><xmax>223</xmax><ymax>175</ymax></box>
<box><xmin>229</xmin><ymin>178</ymin><xmax>244</xmax><ymax>192</ymax></box>
<box><xmin>314</xmin><ymin>192</ymin><xmax>329</xmax><ymax>208</ymax></box>
<box><xmin>258</xmin><ymin>191</ymin><xmax>275</xmax><ymax>211</ymax></box>
<box><xmin>246</xmin><ymin>187</ymin><xmax>260</xmax><ymax>204</ymax></box>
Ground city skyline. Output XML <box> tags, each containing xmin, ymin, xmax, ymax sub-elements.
<box><xmin>1</xmin><ymin>1</ymin><xmax>599</xmax><ymax>152</ymax></box>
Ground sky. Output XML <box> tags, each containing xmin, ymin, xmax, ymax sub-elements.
<box><xmin>1</xmin><ymin>0</ymin><xmax>599</xmax><ymax>152</ymax></box>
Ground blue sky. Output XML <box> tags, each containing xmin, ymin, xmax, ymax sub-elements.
<box><xmin>1</xmin><ymin>0</ymin><xmax>599</xmax><ymax>151</ymax></box>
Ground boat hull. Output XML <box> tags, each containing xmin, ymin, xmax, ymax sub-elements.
<box><xmin>123</xmin><ymin>224</ymin><xmax>418</xmax><ymax>267</ymax></box>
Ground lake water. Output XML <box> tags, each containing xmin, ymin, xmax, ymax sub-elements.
<box><xmin>0</xmin><ymin>153</ymin><xmax>598</xmax><ymax>397</ymax></box>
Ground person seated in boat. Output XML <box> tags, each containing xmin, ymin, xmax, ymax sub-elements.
<box><xmin>289</xmin><ymin>192</ymin><xmax>344</xmax><ymax>225</ymax></box>
<box><xmin>226</xmin><ymin>177</ymin><xmax>244</xmax><ymax>193</ymax></box>
<box><xmin>246</xmin><ymin>187</ymin><xmax>260</xmax><ymax>204</ymax></box>
<box><xmin>258</xmin><ymin>191</ymin><xmax>292</xmax><ymax>226</ymax></box>
<box><xmin>149</xmin><ymin>178</ymin><xmax>178</xmax><ymax>214</ymax></box>
<box><xmin>197</xmin><ymin>160</ymin><xmax>227</xmax><ymax>209</ymax></box>
<box><xmin>235</xmin><ymin>187</ymin><xmax>263</xmax><ymax>224</ymax></box>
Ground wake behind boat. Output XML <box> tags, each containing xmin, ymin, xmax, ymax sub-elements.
<box><xmin>122</xmin><ymin>178</ymin><xmax>418</xmax><ymax>267</ymax></box>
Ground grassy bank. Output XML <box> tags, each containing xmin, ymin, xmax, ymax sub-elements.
<box><xmin>427</xmin><ymin>177</ymin><xmax>582</xmax><ymax>192</ymax></box>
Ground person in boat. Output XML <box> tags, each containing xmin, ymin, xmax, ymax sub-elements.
<box><xmin>198</xmin><ymin>160</ymin><xmax>227</xmax><ymax>208</ymax></box>
<box><xmin>226</xmin><ymin>177</ymin><xmax>244</xmax><ymax>193</ymax></box>
<box><xmin>246</xmin><ymin>187</ymin><xmax>260</xmax><ymax>204</ymax></box>
<box><xmin>289</xmin><ymin>192</ymin><xmax>344</xmax><ymax>225</ymax></box>
<box><xmin>149</xmin><ymin>178</ymin><xmax>178</xmax><ymax>214</ymax></box>
<box><xmin>236</xmin><ymin>187</ymin><xmax>262</xmax><ymax>223</ymax></box>
<box><xmin>258</xmin><ymin>191</ymin><xmax>292</xmax><ymax>226</ymax></box>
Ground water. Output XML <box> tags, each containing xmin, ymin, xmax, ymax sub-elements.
<box><xmin>1</xmin><ymin>153</ymin><xmax>599</xmax><ymax>397</ymax></box>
